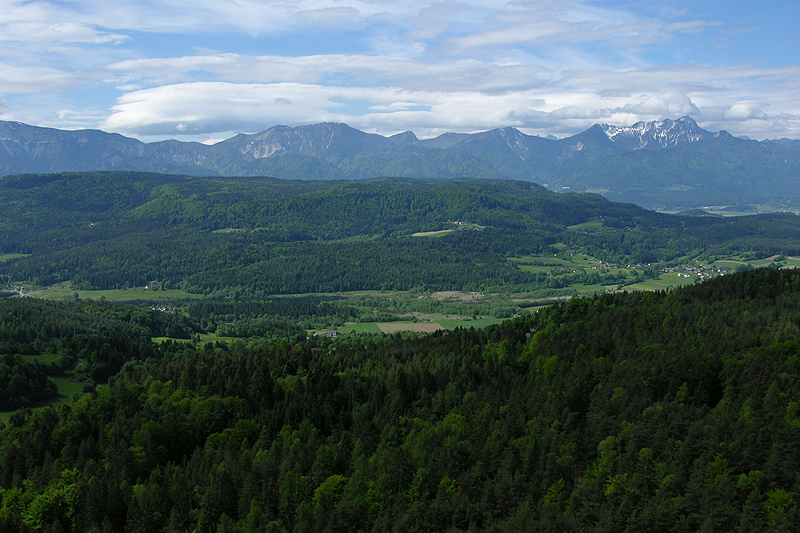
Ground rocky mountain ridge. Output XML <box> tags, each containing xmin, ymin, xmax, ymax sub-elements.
<box><xmin>1</xmin><ymin>117</ymin><xmax>798</xmax><ymax>209</ymax></box>
<box><xmin>600</xmin><ymin>116</ymin><xmax>713</xmax><ymax>150</ymax></box>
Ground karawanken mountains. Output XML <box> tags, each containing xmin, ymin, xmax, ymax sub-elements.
<box><xmin>2</xmin><ymin>142</ymin><xmax>800</xmax><ymax>529</ymax></box>
<box><xmin>2</xmin><ymin>117</ymin><xmax>799</xmax><ymax>209</ymax></box>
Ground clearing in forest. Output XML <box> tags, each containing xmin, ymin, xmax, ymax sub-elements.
<box><xmin>377</xmin><ymin>322</ymin><xmax>444</xmax><ymax>333</ymax></box>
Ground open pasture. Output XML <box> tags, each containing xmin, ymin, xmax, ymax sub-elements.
<box><xmin>626</xmin><ymin>272</ymin><xmax>698</xmax><ymax>292</ymax></box>
<box><xmin>711</xmin><ymin>255</ymin><xmax>800</xmax><ymax>269</ymax></box>
<box><xmin>511</xmin><ymin>253</ymin><xmax>603</xmax><ymax>270</ymax></box>
<box><xmin>333</xmin><ymin>323</ymin><xmax>384</xmax><ymax>335</ymax></box>
<box><xmin>336</xmin><ymin>315</ymin><xmax>505</xmax><ymax>335</ymax></box>
<box><xmin>436</xmin><ymin>316</ymin><xmax>505</xmax><ymax>329</ymax></box>
<box><xmin>377</xmin><ymin>322</ymin><xmax>444</xmax><ymax>334</ymax></box>
<box><xmin>0</xmin><ymin>253</ymin><xmax>30</xmax><ymax>263</ymax></box>
<box><xmin>19</xmin><ymin>353</ymin><xmax>60</xmax><ymax>364</ymax></box>
<box><xmin>152</xmin><ymin>332</ymin><xmax>237</xmax><ymax>346</ymax></box>
<box><xmin>31</xmin><ymin>286</ymin><xmax>201</xmax><ymax>301</ymax></box>
<box><xmin>412</xmin><ymin>229</ymin><xmax>455</xmax><ymax>237</ymax></box>
<box><xmin>567</xmin><ymin>220</ymin><xmax>604</xmax><ymax>231</ymax></box>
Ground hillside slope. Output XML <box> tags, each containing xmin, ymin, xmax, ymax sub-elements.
<box><xmin>0</xmin><ymin>268</ymin><xmax>798</xmax><ymax>531</ymax></box>
<box><xmin>2</xmin><ymin>172</ymin><xmax>800</xmax><ymax>296</ymax></box>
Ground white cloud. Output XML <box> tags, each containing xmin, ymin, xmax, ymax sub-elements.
<box><xmin>622</xmin><ymin>93</ymin><xmax>700</xmax><ymax>117</ymax></box>
<box><xmin>105</xmin><ymin>53</ymin><xmax>552</xmax><ymax>94</ymax></box>
<box><xmin>0</xmin><ymin>94</ymin><xmax>9</xmax><ymax>119</ymax></box>
<box><xmin>98</xmin><ymin>52</ymin><xmax>800</xmax><ymax>140</ymax></box>
<box><xmin>101</xmin><ymin>81</ymin><xmax>561</xmax><ymax>138</ymax></box>
<box><xmin>0</xmin><ymin>1</ymin><xmax>128</xmax><ymax>44</ymax></box>
<box><xmin>0</xmin><ymin>1</ymin><xmax>798</xmax><ymax>141</ymax></box>
<box><xmin>33</xmin><ymin>0</ymin><xmax>426</xmax><ymax>36</ymax></box>
<box><xmin>725</xmin><ymin>101</ymin><xmax>768</xmax><ymax>121</ymax></box>
<box><xmin>0</xmin><ymin>62</ymin><xmax>89</xmax><ymax>94</ymax></box>
<box><xmin>49</xmin><ymin>108</ymin><xmax>108</xmax><ymax>129</ymax></box>
<box><xmin>102</xmin><ymin>82</ymin><xmax>371</xmax><ymax>135</ymax></box>
<box><xmin>440</xmin><ymin>2</ymin><xmax>717</xmax><ymax>54</ymax></box>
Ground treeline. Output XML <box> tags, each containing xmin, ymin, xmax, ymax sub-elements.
<box><xmin>0</xmin><ymin>268</ymin><xmax>798</xmax><ymax>531</ymax></box>
<box><xmin>184</xmin><ymin>299</ymin><xmax>358</xmax><ymax>333</ymax></box>
<box><xmin>0</xmin><ymin>298</ymin><xmax>195</xmax><ymax>345</ymax></box>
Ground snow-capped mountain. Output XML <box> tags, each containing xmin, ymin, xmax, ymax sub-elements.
<box><xmin>601</xmin><ymin>116</ymin><xmax>712</xmax><ymax>150</ymax></box>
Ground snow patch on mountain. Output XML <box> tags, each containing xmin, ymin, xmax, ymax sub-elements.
<box><xmin>600</xmin><ymin>116</ymin><xmax>711</xmax><ymax>150</ymax></box>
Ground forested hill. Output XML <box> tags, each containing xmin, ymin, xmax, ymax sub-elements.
<box><xmin>2</xmin><ymin>171</ymin><xmax>800</xmax><ymax>296</ymax></box>
<box><xmin>0</xmin><ymin>267</ymin><xmax>798</xmax><ymax>532</ymax></box>
<box><xmin>0</xmin><ymin>171</ymin><xmax>653</xmax><ymax>235</ymax></box>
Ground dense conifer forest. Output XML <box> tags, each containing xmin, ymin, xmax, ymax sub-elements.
<box><xmin>1</xmin><ymin>268</ymin><xmax>799</xmax><ymax>532</ymax></box>
<box><xmin>2</xmin><ymin>172</ymin><xmax>800</xmax><ymax>295</ymax></box>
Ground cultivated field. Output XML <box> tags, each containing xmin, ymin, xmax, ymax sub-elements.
<box><xmin>377</xmin><ymin>322</ymin><xmax>444</xmax><ymax>333</ymax></box>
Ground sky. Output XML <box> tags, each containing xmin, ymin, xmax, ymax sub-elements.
<box><xmin>1</xmin><ymin>0</ymin><xmax>798</xmax><ymax>143</ymax></box>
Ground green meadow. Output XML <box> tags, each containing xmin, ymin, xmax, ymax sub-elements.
<box><xmin>334</xmin><ymin>315</ymin><xmax>504</xmax><ymax>336</ymax></box>
<box><xmin>567</xmin><ymin>219</ymin><xmax>604</xmax><ymax>231</ymax></box>
<box><xmin>34</xmin><ymin>287</ymin><xmax>201</xmax><ymax>301</ymax></box>
<box><xmin>19</xmin><ymin>353</ymin><xmax>60</xmax><ymax>364</ymax></box>
<box><xmin>0</xmin><ymin>253</ymin><xmax>30</xmax><ymax>263</ymax></box>
<box><xmin>0</xmin><ymin>376</ymin><xmax>85</xmax><ymax>424</ymax></box>
<box><xmin>626</xmin><ymin>272</ymin><xmax>698</xmax><ymax>291</ymax></box>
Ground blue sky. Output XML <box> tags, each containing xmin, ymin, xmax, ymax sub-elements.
<box><xmin>1</xmin><ymin>0</ymin><xmax>798</xmax><ymax>142</ymax></box>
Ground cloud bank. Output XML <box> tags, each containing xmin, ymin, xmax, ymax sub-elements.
<box><xmin>0</xmin><ymin>0</ymin><xmax>798</xmax><ymax>140</ymax></box>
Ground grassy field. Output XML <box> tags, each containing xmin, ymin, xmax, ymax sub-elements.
<box><xmin>336</xmin><ymin>323</ymin><xmax>385</xmax><ymax>335</ymax></box>
<box><xmin>510</xmin><ymin>253</ymin><xmax>610</xmax><ymax>274</ymax></box>
<box><xmin>626</xmin><ymin>272</ymin><xmax>698</xmax><ymax>291</ymax></box>
<box><xmin>14</xmin><ymin>252</ymin><xmax>800</xmax><ymax>352</ymax></box>
<box><xmin>334</xmin><ymin>315</ymin><xmax>505</xmax><ymax>335</ymax></box>
<box><xmin>152</xmin><ymin>332</ymin><xmax>239</xmax><ymax>346</ymax></box>
<box><xmin>377</xmin><ymin>322</ymin><xmax>444</xmax><ymax>333</ymax></box>
<box><xmin>0</xmin><ymin>376</ymin><xmax>85</xmax><ymax>424</ymax></box>
<box><xmin>509</xmin><ymin>254</ymin><xmax>641</xmax><ymax>291</ymax></box>
<box><xmin>412</xmin><ymin>229</ymin><xmax>455</xmax><ymax>237</ymax></box>
<box><xmin>437</xmin><ymin>316</ymin><xmax>505</xmax><ymax>329</ymax></box>
<box><xmin>0</xmin><ymin>253</ymin><xmax>30</xmax><ymax>263</ymax></box>
<box><xmin>31</xmin><ymin>287</ymin><xmax>201</xmax><ymax>301</ymax></box>
<box><xmin>567</xmin><ymin>220</ymin><xmax>604</xmax><ymax>231</ymax></box>
<box><xmin>20</xmin><ymin>353</ymin><xmax>61</xmax><ymax>364</ymax></box>
<box><xmin>711</xmin><ymin>255</ymin><xmax>800</xmax><ymax>269</ymax></box>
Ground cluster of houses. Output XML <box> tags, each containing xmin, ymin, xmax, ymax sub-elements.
<box><xmin>662</xmin><ymin>262</ymin><xmax>730</xmax><ymax>282</ymax></box>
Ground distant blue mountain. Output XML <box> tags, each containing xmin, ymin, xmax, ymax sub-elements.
<box><xmin>1</xmin><ymin>117</ymin><xmax>798</xmax><ymax>209</ymax></box>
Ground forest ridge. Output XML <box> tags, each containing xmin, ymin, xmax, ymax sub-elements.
<box><xmin>2</xmin><ymin>172</ymin><xmax>800</xmax><ymax>296</ymax></box>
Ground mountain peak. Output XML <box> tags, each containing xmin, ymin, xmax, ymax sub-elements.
<box><xmin>388</xmin><ymin>131</ymin><xmax>420</xmax><ymax>145</ymax></box>
<box><xmin>600</xmin><ymin>116</ymin><xmax>711</xmax><ymax>150</ymax></box>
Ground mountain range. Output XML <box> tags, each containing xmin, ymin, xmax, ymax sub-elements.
<box><xmin>2</xmin><ymin>117</ymin><xmax>798</xmax><ymax>209</ymax></box>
